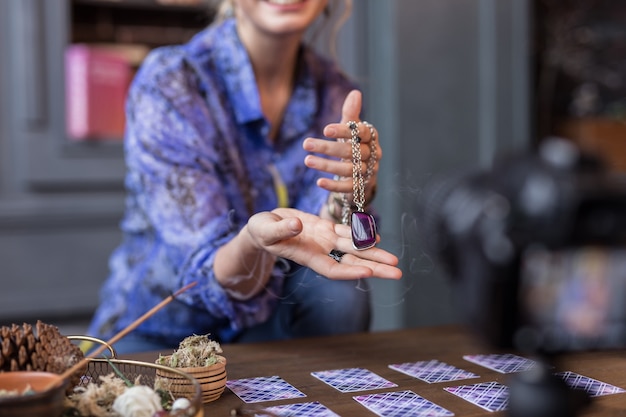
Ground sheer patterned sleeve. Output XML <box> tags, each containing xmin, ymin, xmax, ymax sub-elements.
<box><xmin>122</xmin><ymin>53</ymin><xmax>283</xmax><ymax>330</ymax></box>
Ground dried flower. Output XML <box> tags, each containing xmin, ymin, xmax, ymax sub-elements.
<box><xmin>65</xmin><ymin>374</ymin><xmax>130</xmax><ymax>416</ymax></box>
<box><xmin>171</xmin><ymin>397</ymin><xmax>191</xmax><ymax>410</ymax></box>
<box><xmin>112</xmin><ymin>385</ymin><xmax>163</xmax><ymax>417</ymax></box>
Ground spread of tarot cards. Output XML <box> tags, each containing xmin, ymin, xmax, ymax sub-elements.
<box><xmin>224</xmin><ymin>353</ymin><xmax>624</xmax><ymax>416</ymax></box>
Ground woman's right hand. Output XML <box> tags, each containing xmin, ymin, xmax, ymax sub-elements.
<box><xmin>303</xmin><ymin>90</ymin><xmax>380</xmax><ymax>200</ymax></box>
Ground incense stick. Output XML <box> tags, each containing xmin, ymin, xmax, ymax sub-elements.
<box><xmin>46</xmin><ymin>281</ymin><xmax>198</xmax><ymax>391</ymax></box>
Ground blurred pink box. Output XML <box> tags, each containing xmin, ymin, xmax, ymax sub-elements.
<box><xmin>65</xmin><ymin>44</ymin><xmax>131</xmax><ymax>140</ymax></box>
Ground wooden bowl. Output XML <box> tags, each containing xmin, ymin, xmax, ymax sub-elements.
<box><xmin>156</xmin><ymin>355</ymin><xmax>227</xmax><ymax>404</ymax></box>
<box><xmin>0</xmin><ymin>371</ymin><xmax>68</xmax><ymax>417</ymax></box>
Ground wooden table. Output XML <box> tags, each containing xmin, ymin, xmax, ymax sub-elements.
<box><xmin>126</xmin><ymin>325</ymin><xmax>626</xmax><ymax>416</ymax></box>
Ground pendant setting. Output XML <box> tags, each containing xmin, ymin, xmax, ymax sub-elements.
<box><xmin>351</xmin><ymin>211</ymin><xmax>377</xmax><ymax>250</ymax></box>
<box><xmin>339</xmin><ymin>120</ymin><xmax>379</xmax><ymax>250</ymax></box>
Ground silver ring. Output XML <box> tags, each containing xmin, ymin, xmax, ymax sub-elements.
<box><xmin>328</xmin><ymin>249</ymin><xmax>346</xmax><ymax>263</ymax></box>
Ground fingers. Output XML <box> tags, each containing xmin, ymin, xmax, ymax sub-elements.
<box><xmin>321</xmin><ymin>90</ymin><xmax>371</xmax><ymax>141</ymax></box>
<box><xmin>333</xmin><ymin>238</ymin><xmax>397</xmax><ymax>266</ymax></box>
<box><xmin>303</xmin><ymin>120</ymin><xmax>377</xmax><ymax>190</ymax></box>
<box><xmin>303</xmin><ymin>90</ymin><xmax>377</xmax><ymax>184</ymax></box>
<box><xmin>336</xmin><ymin>260</ymin><xmax>402</xmax><ymax>280</ymax></box>
<box><xmin>304</xmin><ymin>154</ymin><xmax>350</xmax><ymax>178</ymax></box>
<box><xmin>325</xmin><ymin>224</ymin><xmax>402</xmax><ymax>280</ymax></box>
<box><xmin>315</xmin><ymin>173</ymin><xmax>352</xmax><ymax>194</ymax></box>
<box><xmin>303</xmin><ymin>136</ymin><xmax>375</xmax><ymax>160</ymax></box>
<box><xmin>247</xmin><ymin>212</ymin><xmax>303</xmax><ymax>247</ymax></box>
<box><xmin>308</xmin><ymin>247</ymin><xmax>401</xmax><ymax>281</ymax></box>
<box><xmin>340</xmin><ymin>89</ymin><xmax>362</xmax><ymax>124</ymax></box>
<box><xmin>321</xmin><ymin>249</ymin><xmax>402</xmax><ymax>280</ymax></box>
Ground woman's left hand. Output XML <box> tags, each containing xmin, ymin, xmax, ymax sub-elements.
<box><xmin>302</xmin><ymin>89</ymin><xmax>380</xmax><ymax>199</ymax></box>
<box><xmin>246</xmin><ymin>208</ymin><xmax>402</xmax><ymax>280</ymax></box>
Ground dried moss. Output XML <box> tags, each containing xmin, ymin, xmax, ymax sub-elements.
<box><xmin>156</xmin><ymin>334</ymin><xmax>223</xmax><ymax>368</ymax></box>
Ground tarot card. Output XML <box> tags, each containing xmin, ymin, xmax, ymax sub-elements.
<box><xmin>389</xmin><ymin>359</ymin><xmax>479</xmax><ymax>384</ymax></box>
<box><xmin>444</xmin><ymin>381</ymin><xmax>509</xmax><ymax>412</ymax></box>
<box><xmin>354</xmin><ymin>390</ymin><xmax>454</xmax><ymax>417</ymax></box>
<box><xmin>556</xmin><ymin>371</ymin><xmax>626</xmax><ymax>397</ymax></box>
<box><xmin>463</xmin><ymin>353</ymin><xmax>538</xmax><ymax>374</ymax></box>
<box><xmin>261</xmin><ymin>401</ymin><xmax>340</xmax><ymax>417</ymax></box>
<box><xmin>311</xmin><ymin>367</ymin><xmax>397</xmax><ymax>393</ymax></box>
<box><xmin>226</xmin><ymin>375</ymin><xmax>306</xmax><ymax>403</ymax></box>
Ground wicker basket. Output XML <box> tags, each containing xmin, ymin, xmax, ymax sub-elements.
<box><xmin>81</xmin><ymin>359</ymin><xmax>204</xmax><ymax>417</ymax></box>
<box><xmin>67</xmin><ymin>337</ymin><xmax>203</xmax><ymax>417</ymax></box>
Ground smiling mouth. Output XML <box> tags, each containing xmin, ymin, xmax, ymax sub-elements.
<box><xmin>265</xmin><ymin>0</ymin><xmax>306</xmax><ymax>5</ymax></box>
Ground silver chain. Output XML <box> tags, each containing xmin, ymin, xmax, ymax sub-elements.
<box><xmin>362</xmin><ymin>121</ymin><xmax>377</xmax><ymax>182</ymax></box>
<box><xmin>339</xmin><ymin>121</ymin><xmax>377</xmax><ymax>224</ymax></box>
<box><xmin>349</xmin><ymin>121</ymin><xmax>365</xmax><ymax>212</ymax></box>
<box><xmin>341</xmin><ymin>191</ymin><xmax>351</xmax><ymax>225</ymax></box>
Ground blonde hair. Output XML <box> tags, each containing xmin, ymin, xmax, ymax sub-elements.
<box><xmin>322</xmin><ymin>0</ymin><xmax>353</xmax><ymax>60</ymax></box>
<box><xmin>214</xmin><ymin>0</ymin><xmax>234</xmax><ymax>21</ymax></box>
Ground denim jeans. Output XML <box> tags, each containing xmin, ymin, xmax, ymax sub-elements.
<box><xmin>235</xmin><ymin>265</ymin><xmax>371</xmax><ymax>342</ymax></box>
<box><xmin>109</xmin><ymin>266</ymin><xmax>371</xmax><ymax>354</ymax></box>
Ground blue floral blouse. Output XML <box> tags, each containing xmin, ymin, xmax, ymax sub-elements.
<box><xmin>88</xmin><ymin>18</ymin><xmax>356</xmax><ymax>344</ymax></box>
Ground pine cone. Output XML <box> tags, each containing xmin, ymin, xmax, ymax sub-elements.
<box><xmin>0</xmin><ymin>320</ymin><xmax>86</xmax><ymax>391</ymax></box>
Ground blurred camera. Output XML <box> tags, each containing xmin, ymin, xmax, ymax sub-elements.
<box><xmin>419</xmin><ymin>138</ymin><xmax>626</xmax><ymax>354</ymax></box>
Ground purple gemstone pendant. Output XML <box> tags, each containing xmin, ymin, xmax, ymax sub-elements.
<box><xmin>351</xmin><ymin>211</ymin><xmax>377</xmax><ymax>250</ymax></box>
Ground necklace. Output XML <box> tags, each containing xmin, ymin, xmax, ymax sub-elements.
<box><xmin>346</xmin><ymin>121</ymin><xmax>377</xmax><ymax>250</ymax></box>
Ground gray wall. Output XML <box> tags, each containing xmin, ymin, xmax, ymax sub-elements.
<box><xmin>0</xmin><ymin>0</ymin><xmax>124</xmax><ymax>325</ymax></box>
<box><xmin>342</xmin><ymin>0</ymin><xmax>531</xmax><ymax>330</ymax></box>
<box><xmin>0</xmin><ymin>0</ymin><xmax>531</xmax><ymax>331</ymax></box>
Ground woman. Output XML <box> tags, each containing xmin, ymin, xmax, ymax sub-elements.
<box><xmin>88</xmin><ymin>0</ymin><xmax>402</xmax><ymax>353</ymax></box>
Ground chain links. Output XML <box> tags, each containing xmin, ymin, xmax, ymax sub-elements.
<box><xmin>336</xmin><ymin>120</ymin><xmax>378</xmax><ymax>224</ymax></box>
<box><xmin>348</xmin><ymin>121</ymin><xmax>365</xmax><ymax>212</ymax></box>
<box><xmin>362</xmin><ymin>121</ymin><xmax>377</xmax><ymax>183</ymax></box>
